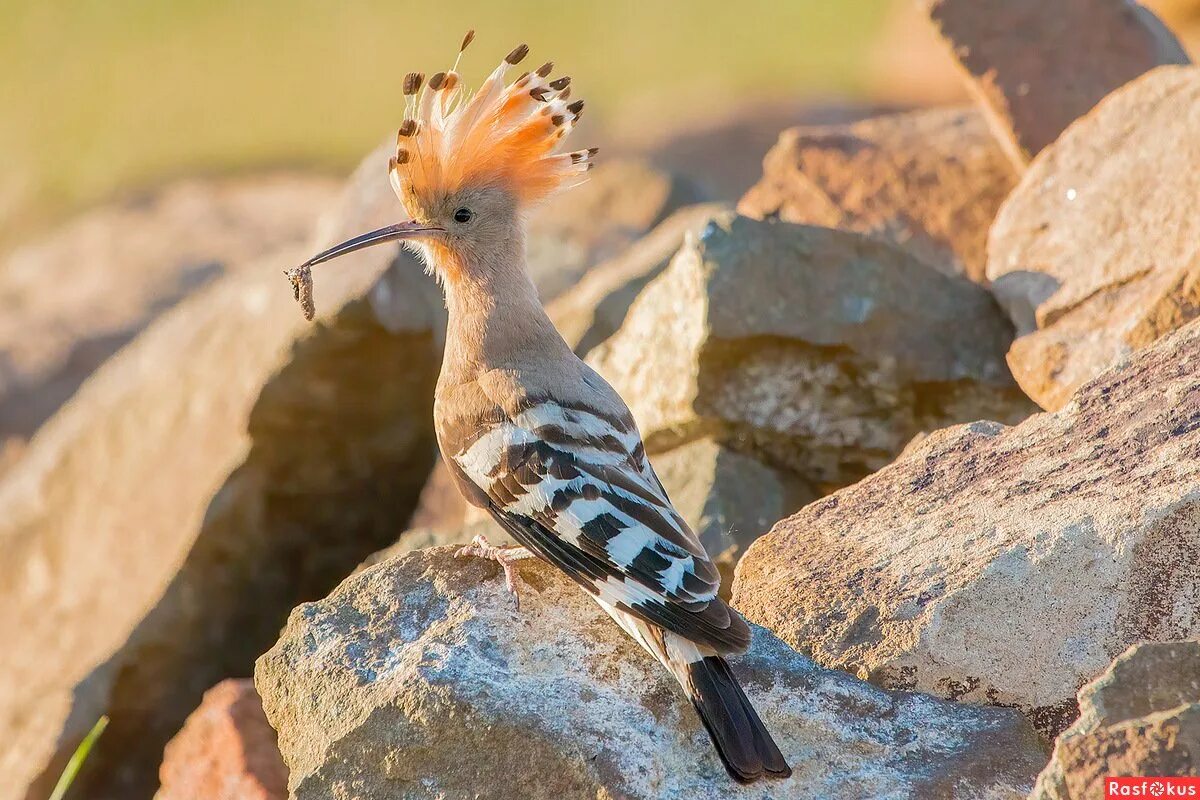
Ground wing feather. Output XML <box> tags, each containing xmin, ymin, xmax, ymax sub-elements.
<box><xmin>452</xmin><ymin>399</ymin><xmax>748</xmax><ymax>654</ymax></box>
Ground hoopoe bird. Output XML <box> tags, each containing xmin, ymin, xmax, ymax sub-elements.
<box><xmin>286</xmin><ymin>32</ymin><xmax>791</xmax><ymax>783</ymax></box>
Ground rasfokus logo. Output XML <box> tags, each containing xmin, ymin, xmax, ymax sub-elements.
<box><xmin>1107</xmin><ymin>777</ymin><xmax>1200</xmax><ymax>797</ymax></box>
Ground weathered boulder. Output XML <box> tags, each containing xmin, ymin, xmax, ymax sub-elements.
<box><xmin>587</xmin><ymin>215</ymin><xmax>1035</xmax><ymax>489</ymax></box>
<box><xmin>0</xmin><ymin>147</ymin><xmax>444</xmax><ymax>800</ymax></box>
<box><xmin>0</xmin><ymin>175</ymin><xmax>338</xmax><ymax>444</ymax></box>
<box><xmin>256</xmin><ymin>547</ymin><xmax>1047</xmax><ymax>800</ymax></box>
<box><xmin>988</xmin><ymin>66</ymin><xmax>1200</xmax><ymax>410</ymax></box>
<box><xmin>738</xmin><ymin>108</ymin><xmax>1016</xmax><ymax>282</ymax></box>
<box><xmin>732</xmin><ymin>319</ymin><xmax>1200</xmax><ymax>739</ymax></box>
<box><xmin>155</xmin><ymin>679</ymin><xmax>287</xmax><ymax>800</ymax></box>
<box><xmin>921</xmin><ymin>0</ymin><xmax>1188</xmax><ymax>167</ymax></box>
<box><xmin>548</xmin><ymin>204</ymin><xmax>732</xmax><ymax>355</ymax></box>
<box><xmin>525</xmin><ymin>158</ymin><xmax>706</xmax><ymax>301</ymax></box>
<box><xmin>1031</xmin><ymin>641</ymin><xmax>1200</xmax><ymax>799</ymax></box>
<box><xmin>399</xmin><ymin>436</ymin><xmax>812</xmax><ymax>597</ymax></box>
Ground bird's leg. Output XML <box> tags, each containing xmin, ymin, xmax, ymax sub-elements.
<box><xmin>455</xmin><ymin>534</ymin><xmax>536</xmax><ymax>608</ymax></box>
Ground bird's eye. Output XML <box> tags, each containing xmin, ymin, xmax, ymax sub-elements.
<box><xmin>453</xmin><ymin>207</ymin><xmax>473</xmax><ymax>224</ymax></box>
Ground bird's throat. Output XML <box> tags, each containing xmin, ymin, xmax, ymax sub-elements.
<box><xmin>439</xmin><ymin>254</ymin><xmax>565</xmax><ymax>384</ymax></box>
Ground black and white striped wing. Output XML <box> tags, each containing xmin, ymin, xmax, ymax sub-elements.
<box><xmin>452</xmin><ymin>400</ymin><xmax>749</xmax><ymax>653</ymax></box>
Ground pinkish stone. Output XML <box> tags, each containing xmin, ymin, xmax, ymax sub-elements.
<box><xmin>156</xmin><ymin>679</ymin><xmax>286</xmax><ymax>800</ymax></box>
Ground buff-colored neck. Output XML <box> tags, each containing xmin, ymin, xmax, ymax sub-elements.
<box><xmin>434</xmin><ymin>230</ymin><xmax>568</xmax><ymax>388</ymax></box>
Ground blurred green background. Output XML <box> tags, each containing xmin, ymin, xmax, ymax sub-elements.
<box><xmin>0</xmin><ymin>0</ymin><xmax>890</xmax><ymax>244</ymax></box>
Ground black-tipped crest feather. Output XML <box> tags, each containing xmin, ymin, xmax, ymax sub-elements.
<box><xmin>505</xmin><ymin>43</ymin><xmax>529</xmax><ymax>64</ymax></box>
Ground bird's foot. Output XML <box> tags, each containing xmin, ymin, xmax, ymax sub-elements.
<box><xmin>455</xmin><ymin>535</ymin><xmax>536</xmax><ymax>609</ymax></box>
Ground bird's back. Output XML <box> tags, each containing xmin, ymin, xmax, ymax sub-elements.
<box><xmin>434</xmin><ymin>337</ymin><xmax>752</xmax><ymax>655</ymax></box>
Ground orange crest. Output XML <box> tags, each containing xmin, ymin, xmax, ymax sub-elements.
<box><xmin>389</xmin><ymin>32</ymin><xmax>596</xmax><ymax>215</ymax></box>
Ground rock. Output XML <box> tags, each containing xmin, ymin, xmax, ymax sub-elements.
<box><xmin>0</xmin><ymin>146</ymin><xmax>443</xmax><ymax>800</ymax></box>
<box><xmin>921</xmin><ymin>0</ymin><xmax>1189</xmax><ymax>167</ymax></box>
<box><xmin>738</xmin><ymin>108</ymin><xmax>1016</xmax><ymax>282</ymax></box>
<box><xmin>988</xmin><ymin>66</ymin><xmax>1200</xmax><ymax>410</ymax></box>
<box><xmin>732</xmin><ymin>320</ymin><xmax>1200</xmax><ymax>740</ymax></box>
<box><xmin>155</xmin><ymin>679</ymin><xmax>287</xmax><ymax>800</ymax></box>
<box><xmin>548</xmin><ymin>204</ymin><xmax>733</xmax><ymax>355</ymax></box>
<box><xmin>525</xmin><ymin>159</ymin><xmax>707</xmax><ymax>301</ymax></box>
<box><xmin>1002</xmin><ymin>264</ymin><xmax>1200</xmax><ymax>411</ymax></box>
<box><xmin>587</xmin><ymin>214</ymin><xmax>1035</xmax><ymax>489</ymax></box>
<box><xmin>256</xmin><ymin>546</ymin><xmax>1047</xmax><ymax>800</ymax></box>
<box><xmin>0</xmin><ymin>174</ymin><xmax>339</xmax><ymax>443</ymax></box>
<box><xmin>1031</xmin><ymin>641</ymin><xmax>1200</xmax><ymax>798</ymax></box>
<box><xmin>398</xmin><ymin>436</ymin><xmax>813</xmax><ymax>598</ymax></box>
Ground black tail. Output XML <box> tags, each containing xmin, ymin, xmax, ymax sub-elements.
<box><xmin>685</xmin><ymin>656</ymin><xmax>792</xmax><ymax>783</ymax></box>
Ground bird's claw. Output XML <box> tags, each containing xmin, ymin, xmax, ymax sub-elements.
<box><xmin>455</xmin><ymin>534</ymin><xmax>534</xmax><ymax>609</ymax></box>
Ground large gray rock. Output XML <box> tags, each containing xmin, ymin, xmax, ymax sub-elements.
<box><xmin>1032</xmin><ymin>641</ymin><xmax>1200</xmax><ymax>799</ymax></box>
<box><xmin>256</xmin><ymin>547</ymin><xmax>1047</xmax><ymax>800</ymax></box>
<box><xmin>733</xmin><ymin>319</ymin><xmax>1200</xmax><ymax>740</ymax></box>
<box><xmin>921</xmin><ymin>0</ymin><xmax>1188</xmax><ymax>167</ymax></box>
<box><xmin>0</xmin><ymin>148</ymin><xmax>444</xmax><ymax>800</ymax></box>
<box><xmin>0</xmin><ymin>175</ymin><xmax>338</xmax><ymax>446</ymax></box>
<box><xmin>738</xmin><ymin>108</ymin><xmax>1016</xmax><ymax>283</ymax></box>
<box><xmin>548</xmin><ymin>203</ymin><xmax>732</xmax><ymax>356</ymax></box>
<box><xmin>988</xmin><ymin>66</ymin><xmax>1200</xmax><ymax>410</ymax></box>
<box><xmin>587</xmin><ymin>215</ymin><xmax>1035</xmax><ymax>488</ymax></box>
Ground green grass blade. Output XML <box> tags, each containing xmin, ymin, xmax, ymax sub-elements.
<box><xmin>48</xmin><ymin>715</ymin><xmax>108</xmax><ymax>800</ymax></box>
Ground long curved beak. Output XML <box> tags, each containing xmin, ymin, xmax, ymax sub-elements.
<box><xmin>298</xmin><ymin>220</ymin><xmax>444</xmax><ymax>268</ymax></box>
<box><xmin>285</xmin><ymin>220</ymin><xmax>443</xmax><ymax>321</ymax></box>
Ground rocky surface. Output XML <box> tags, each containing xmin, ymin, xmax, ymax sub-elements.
<box><xmin>256</xmin><ymin>547</ymin><xmax>1047</xmax><ymax>800</ymax></box>
<box><xmin>732</xmin><ymin>320</ymin><xmax>1200</xmax><ymax>739</ymax></box>
<box><xmin>1031</xmin><ymin>641</ymin><xmax>1200</xmax><ymax>799</ymax></box>
<box><xmin>921</xmin><ymin>0</ymin><xmax>1188</xmax><ymax>167</ymax></box>
<box><xmin>738</xmin><ymin>107</ymin><xmax>1016</xmax><ymax>282</ymax></box>
<box><xmin>0</xmin><ymin>175</ymin><xmax>338</xmax><ymax>446</ymax></box>
<box><xmin>155</xmin><ymin>679</ymin><xmax>287</xmax><ymax>800</ymax></box>
<box><xmin>0</xmin><ymin>148</ymin><xmax>444</xmax><ymax>800</ymax></box>
<box><xmin>549</xmin><ymin>203</ymin><xmax>732</xmax><ymax>355</ymax></box>
<box><xmin>587</xmin><ymin>214</ymin><xmax>1035</xmax><ymax>489</ymax></box>
<box><xmin>988</xmin><ymin>65</ymin><xmax>1200</xmax><ymax>409</ymax></box>
<box><xmin>525</xmin><ymin>158</ymin><xmax>706</xmax><ymax>301</ymax></box>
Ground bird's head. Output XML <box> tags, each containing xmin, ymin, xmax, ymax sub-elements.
<box><xmin>293</xmin><ymin>32</ymin><xmax>594</xmax><ymax>291</ymax></box>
